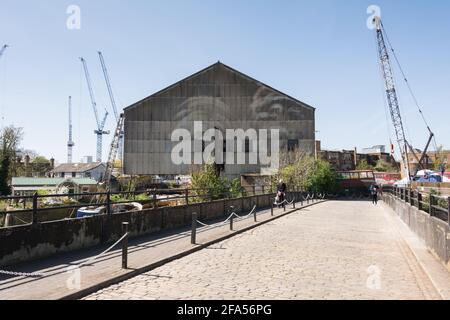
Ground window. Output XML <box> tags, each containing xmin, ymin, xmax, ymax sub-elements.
<box><xmin>288</xmin><ymin>139</ymin><xmax>299</xmax><ymax>152</ymax></box>
<box><xmin>72</xmin><ymin>172</ymin><xmax>76</xmax><ymax>178</ymax></box>
<box><xmin>245</xmin><ymin>138</ymin><xmax>250</xmax><ymax>153</ymax></box>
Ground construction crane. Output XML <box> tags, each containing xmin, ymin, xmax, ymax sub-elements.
<box><xmin>98</xmin><ymin>51</ymin><xmax>124</xmax><ymax>163</ymax></box>
<box><xmin>0</xmin><ymin>45</ymin><xmax>8</xmax><ymax>60</ymax></box>
<box><xmin>80</xmin><ymin>57</ymin><xmax>110</xmax><ymax>163</ymax></box>
<box><xmin>103</xmin><ymin>114</ymin><xmax>124</xmax><ymax>189</ymax></box>
<box><xmin>67</xmin><ymin>96</ymin><xmax>75</xmax><ymax>164</ymax></box>
<box><xmin>372</xmin><ymin>17</ymin><xmax>434</xmax><ymax>180</ymax></box>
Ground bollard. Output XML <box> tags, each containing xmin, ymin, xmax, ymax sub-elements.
<box><xmin>293</xmin><ymin>198</ymin><xmax>296</xmax><ymax>209</ymax></box>
<box><xmin>271</xmin><ymin>201</ymin><xmax>274</xmax><ymax>216</ymax></box>
<box><xmin>230</xmin><ymin>214</ymin><xmax>234</xmax><ymax>231</ymax></box>
<box><xmin>191</xmin><ymin>212</ymin><xmax>197</xmax><ymax>244</ymax></box>
<box><xmin>122</xmin><ymin>222</ymin><xmax>129</xmax><ymax>269</ymax></box>
<box><xmin>254</xmin><ymin>208</ymin><xmax>257</xmax><ymax>222</ymax></box>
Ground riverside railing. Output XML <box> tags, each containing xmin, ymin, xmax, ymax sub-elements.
<box><xmin>386</xmin><ymin>186</ymin><xmax>450</xmax><ymax>225</ymax></box>
<box><xmin>0</xmin><ymin>186</ymin><xmax>316</xmax><ymax>227</ymax></box>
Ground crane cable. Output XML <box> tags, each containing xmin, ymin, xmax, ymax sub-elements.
<box><xmin>380</xmin><ymin>22</ymin><xmax>440</xmax><ymax>155</ymax></box>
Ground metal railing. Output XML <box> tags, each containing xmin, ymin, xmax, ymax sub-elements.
<box><xmin>385</xmin><ymin>186</ymin><xmax>450</xmax><ymax>224</ymax></box>
<box><xmin>0</xmin><ymin>185</ymin><xmax>316</xmax><ymax>228</ymax></box>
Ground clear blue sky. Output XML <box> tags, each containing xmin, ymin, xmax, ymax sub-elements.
<box><xmin>0</xmin><ymin>0</ymin><xmax>449</xmax><ymax>163</ymax></box>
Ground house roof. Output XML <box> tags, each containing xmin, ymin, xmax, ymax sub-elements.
<box><xmin>12</xmin><ymin>177</ymin><xmax>98</xmax><ymax>187</ymax></box>
<box><xmin>51</xmin><ymin>162</ymin><xmax>105</xmax><ymax>173</ymax></box>
<box><xmin>124</xmin><ymin>61</ymin><xmax>315</xmax><ymax>111</ymax></box>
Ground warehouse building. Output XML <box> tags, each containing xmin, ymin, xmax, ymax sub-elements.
<box><xmin>123</xmin><ymin>62</ymin><xmax>316</xmax><ymax>178</ymax></box>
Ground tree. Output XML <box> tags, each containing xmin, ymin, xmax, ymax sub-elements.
<box><xmin>0</xmin><ymin>126</ymin><xmax>24</xmax><ymax>195</ymax></box>
<box><xmin>31</xmin><ymin>156</ymin><xmax>52</xmax><ymax>177</ymax></box>
<box><xmin>275</xmin><ymin>153</ymin><xmax>339</xmax><ymax>193</ymax></box>
<box><xmin>356</xmin><ymin>159</ymin><xmax>375</xmax><ymax>171</ymax></box>
<box><xmin>432</xmin><ymin>146</ymin><xmax>449</xmax><ymax>171</ymax></box>
<box><xmin>374</xmin><ymin>159</ymin><xmax>399</xmax><ymax>173</ymax></box>
<box><xmin>0</xmin><ymin>155</ymin><xmax>11</xmax><ymax>195</ymax></box>
<box><xmin>190</xmin><ymin>163</ymin><xmax>243</xmax><ymax>202</ymax></box>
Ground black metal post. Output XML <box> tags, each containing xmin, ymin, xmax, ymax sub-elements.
<box><xmin>418</xmin><ymin>193</ymin><xmax>423</xmax><ymax>211</ymax></box>
<box><xmin>32</xmin><ymin>193</ymin><xmax>38</xmax><ymax>224</ymax></box>
<box><xmin>429</xmin><ymin>194</ymin><xmax>433</xmax><ymax>216</ymax></box>
<box><xmin>230</xmin><ymin>214</ymin><xmax>234</xmax><ymax>231</ymax></box>
<box><xmin>191</xmin><ymin>212</ymin><xmax>197</xmax><ymax>244</ymax></box>
<box><xmin>153</xmin><ymin>189</ymin><xmax>158</xmax><ymax>209</ymax></box>
<box><xmin>271</xmin><ymin>201</ymin><xmax>274</xmax><ymax>216</ymax></box>
<box><xmin>254</xmin><ymin>208</ymin><xmax>257</xmax><ymax>222</ymax></box>
<box><xmin>448</xmin><ymin>197</ymin><xmax>450</xmax><ymax>227</ymax></box>
<box><xmin>106</xmin><ymin>191</ymin><xmax>111</xmax><ymax>215</ymax></box>
<box><xmin>122</xmin><ymin>222</ymin><xmax>129</xmax><ymax>269</ymax></box>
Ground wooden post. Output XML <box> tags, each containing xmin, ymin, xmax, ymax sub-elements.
<box><xmin>122</xmin><ymin>222</ymin><xmax>129</xmax><ymax>269</ymax></box>
<box><xmin>191</xmin><ymin>213</ymin><xmax>197</xmax><ymax>244</ymax></box>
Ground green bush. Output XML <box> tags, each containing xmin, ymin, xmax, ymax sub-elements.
<box><xmin>191</xmin><ymin>163</ymin><xmax>243</xmax><ymax>203</ymax></box>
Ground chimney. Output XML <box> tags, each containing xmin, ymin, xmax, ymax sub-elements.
<box><xmin>50</xmin><ymin>158</ymin><xmax>55</xmax><ymax>169</ymax></box>
<box><xmin>315</xmin><ymin>141</ymin><xmax>321</xmax><ymax>159</ymax></box>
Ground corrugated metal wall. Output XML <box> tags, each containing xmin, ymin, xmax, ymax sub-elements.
<box><xmin>124</xmin><ymin>63</ymin><xmax>315</xmax><ymax>176</ymax></box>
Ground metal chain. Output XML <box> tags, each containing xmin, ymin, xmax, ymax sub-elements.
<box><xmin>0</xmin><ymin>270</ymin><xmax>45</xmax><ymax>278</ymax></box>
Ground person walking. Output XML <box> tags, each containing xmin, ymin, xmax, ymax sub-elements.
<box><xmin>370</xmin><ymin>185</ymin><xmax>379</xmax><ymax>205</ymax></box>
<box><xmin>277</xmin><ymin>179</ymin><xmax>287</xmax><ymax>208</ymax></box>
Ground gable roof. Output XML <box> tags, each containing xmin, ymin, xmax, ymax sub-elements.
<box><xmin>51</xmin><ymin>162</ymin><xmax>105</xmax><ymax>173</ymax></box>
<box><xmin>125</xmin><ymin>61</ymin><xmax>315</xmax><ymax>111</ymax></box>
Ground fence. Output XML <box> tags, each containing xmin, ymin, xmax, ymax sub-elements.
<box><xmin>0</xmin><ymin>185</ymin><xmax>280</xmax><ymax>228</ymax></box>
<box><xmin>386</xmin><ymin>186</ymin><xmax>450</xmax><ymax>224</ymax></box>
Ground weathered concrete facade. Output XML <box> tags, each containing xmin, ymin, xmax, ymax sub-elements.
<box><xmin>124</xmin><ymin>62</ymin><xmax>315</xmax><ymax>177</ymax></box>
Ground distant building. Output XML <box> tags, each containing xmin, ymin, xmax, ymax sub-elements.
<box><xmin>50</xmin><ymin>163</ymin><xmax>106</xmax><ymax>182</ymax></box>
<box><xmin>361</xmin><ymin>145</ymin><xmax>386</xmax><ymax>154</ymax></box>
<box><xmin>123</xmin><ymin>62</ymin><xmax>316</xmax><ymax>178</ymax></box>
<box><xmin>315</xmin><ymin>142</ymin><xmax>399</xmax><ymax>171</ymax></box>
<box><xmin>11</xmin><ymin>177</ymin><xmax>98</xmax><ymax>196</ymax></box>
